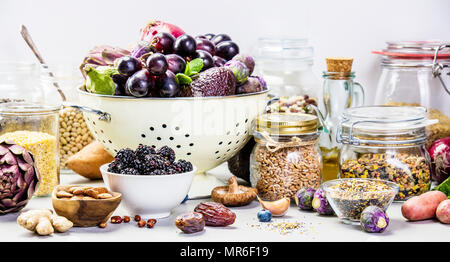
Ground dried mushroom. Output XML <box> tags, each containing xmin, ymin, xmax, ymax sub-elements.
<box><xmin>211</xmin><ymin>176</ymin><xmax>257</xmax><ymax>206</ymax></box>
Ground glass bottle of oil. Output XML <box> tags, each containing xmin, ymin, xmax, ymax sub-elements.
<box><xmin>319</xmin><ymin>57</ymin><xmax>364</xmax><ymax>181</ymax></box>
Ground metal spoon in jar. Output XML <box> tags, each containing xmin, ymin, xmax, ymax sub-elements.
<box><xmin>19</xmin><ymin>24</ymin><xmax>67</xmax><ymax>102</ymax></box>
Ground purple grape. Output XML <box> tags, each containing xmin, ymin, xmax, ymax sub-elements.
<box><xmin>125</xmin><ymin>69</ymin><xmax>154</xmax><ymax>97</ymax></box>
<box><xmin>111</xmin><ymin>74</ymin><xmax>127</xmax><ymax>95</ymax></box>
<box><xmin>166</xmin><ymin>54</ymin><xmax>186</xmax><ymax>74</ymax></box>
<box><xmin>213</xmin><ymin>56</ymin><xmax>227</xmax><ymax>67</ymax></box>
<box><xmin>174</xmin><ymin>34</ymin><xmax>197</xmax><ymax>58</ymax></box>
<box><xmin>152</xmin><ymin>32</ymin><xmax>175</xmax><ymax>54</ymax></box>
<box><xmin>196</xmin><ymin>38</ymin><xmax>215</xmax><ymax>56</ymax></box>
<box><xmin>146</xmin><ymin>53</ymin><xmax>168</xmax><ymax>76</ymax></box>
<box><xmin>211</xmin><ymin>34</ymin><xmax>231</xmax><ymax>45</ymax></box>
<box><xmin>194</xmin><ymin>50</ymin><xmax>214</xmax><ymax>71</ymax></box>
<box><xmin>156</xmin><ymin>71</ymin><xmax>180</xmax><ymax>97</ymax></box>
<box><xmin>215</xmin><ymin>41</ymin><xmax>240</xmax><ymax>60</ymax></box>
<box><xmin>117</xmin><ymin>56</ymin><xmax>142</xmax><ymax>77</ymax></box>
<box><xmin>204</xmin><ymin>33</ymin><xmax>215</xmax><ymax>40</ymax></box>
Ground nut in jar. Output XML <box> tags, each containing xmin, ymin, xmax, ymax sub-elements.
<box><xmin>59</xmin><ymin>107</ymin><xmax>93</xmax><ymax>168</ymax></box>
<box><xmin>250</xmin><ymin>113</ymin><xmax>322</xmax><ymax>201</ymax></box>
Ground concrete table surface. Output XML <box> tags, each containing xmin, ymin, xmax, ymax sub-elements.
<box><xmin>1</xmin><ymin>164</ymin><xmax>449</xmax><ymax>242</ymax></box>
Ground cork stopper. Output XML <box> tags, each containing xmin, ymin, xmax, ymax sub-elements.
<box><xmin>326</xmin><ymin>57</ymin><xmax>353</xmax><ymax>72</ymax></box>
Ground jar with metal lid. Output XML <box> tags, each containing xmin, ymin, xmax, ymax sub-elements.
<box><xmin>0</xmin><ymin>102</ymin><xmax>60</xmax><ymax>196</ymax></box>
<box><xmin>250</xmin><ymin>113</ymin><xmax>322</xmax><ymax>200</ymax></box>
<box><xmin>337</xmin><ymin>106</ymin><xmax>437</xmax><ymax>201</ymax></box>
<box><xmin>253</xmin><ymin>38</ymin><xmax>320</xmax><ymax>114</ymax></box>
<box><xmin>373</xmin><ymin>41</ymin><xmax>450</xmax><ymax>116</ymax></box>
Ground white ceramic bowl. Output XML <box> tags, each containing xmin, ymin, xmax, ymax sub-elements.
<box><xmin>100</xmin><ymin>163</ymin><xmax>196</xmax><ymax>218</ymax></box>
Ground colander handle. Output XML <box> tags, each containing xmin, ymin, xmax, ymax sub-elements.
<box><xmin>63</xmin><ymin>103</ymin><xmax>111</xmax><ymax>123</ymax></box>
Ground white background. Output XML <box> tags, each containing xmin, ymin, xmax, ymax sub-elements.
<box><xmin>1</xmin><ymin>0</ymin><xmax>449</xmax><ymax>102</ymax></box>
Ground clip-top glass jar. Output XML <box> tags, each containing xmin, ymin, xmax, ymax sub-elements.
<box><xmin>373</xmin><ymin>41</ymin><xmax>450</xmax><ymax>116</ymax></box>
<box><xmin>337</xmin><ymin>106</ymin><xmax>437</xmax><ymax>201</ymax></box>
<box><xmin>0</xmin><ymin>102</ymin><xmax>61</xmax><ymax>196</ymax></box>
<box><xmin>250</xmin><ymin>113</ymin><xmax>322</xmax><ymax>200</ymax></box>
<box><xmin>253</xmin><ymin>38</ymin><xmax>321</xmax><ymax>114</ymax></box>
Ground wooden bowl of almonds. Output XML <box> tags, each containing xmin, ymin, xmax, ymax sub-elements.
<box><xmin>51</xmin><ymin>185</ymin><xmax>121</xmax><ymax>227</ymax></box>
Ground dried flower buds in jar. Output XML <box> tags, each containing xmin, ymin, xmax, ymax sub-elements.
<box><xmin>250</xmin><ymin>113</ymin><xmax>322</xmax><ymax>201</ymax></box>
<box><xmin>266</xmin><ymin>95</ymin><xmax>317</xmax><ymax>114</ymax></box>
<box><xmin>59</xmin><ymin>107</ymin><xmax>93</xmax><ymax>169</ymax></box>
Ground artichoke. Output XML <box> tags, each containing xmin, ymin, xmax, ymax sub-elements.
<box><xmin>80</xmin><ymin>45</ymin><xmax>130</xmax><ymax>79</ymax></box>
<box><xmin>0</xmin><ymin>140</ymin><xmax>40</xmax><ymax>214</ymax></box>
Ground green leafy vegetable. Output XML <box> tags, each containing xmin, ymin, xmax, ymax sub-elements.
<box><xmin>176</xmin><ymin>58</ymin><xmax>204</xmax><ymax>86</ymax></box>
<box><xmin>188</xmin><ymin>58</ymin><xmax>204</xmax><ymax>74</ymax></box>
<box><xmin>84</xmin><ymin>66</ymin><xmax>118</xmax><ymax>95</ymax></box>
<box><xmin>175</xmin><ymin>73</ymin><xmax>192</xmax><ymax>85</ymax></box>
<box><xmin>433</xmin><ymin>176</ymin><xmax>450</xmax><ymax>198</ymax></box>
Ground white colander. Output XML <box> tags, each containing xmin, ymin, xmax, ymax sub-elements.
<box><xmin>74</xmin><ymin>87</ymin><xmax>269</xmax><ymax>197</ymax></box>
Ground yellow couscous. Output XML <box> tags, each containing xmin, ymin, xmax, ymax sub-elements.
<box><xmin>0</xmin><ymin>130</ymin><xmax>58</xmax><ymax>196</ymax></box>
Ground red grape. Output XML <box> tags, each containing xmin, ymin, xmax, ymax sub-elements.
<box><xmin>156</xmin><ymin>71</ymin><xmax>180</xmax><ymax>97</ymax></box>
<box><xmin>125</xmin><ymin>69</ymin><xmax>154</xmax><ymax>97</ymax></box>
<box><xmin>174</xmin><ymin>34</ymin><xmax>197</xmax><ymax>58</ymax></box>
<box><xmin>215</xmin><ymin>41</ymin><xmax>239</xmax><ymax>60</ymax></box>
<box><xmin>211</xmin><ymin>34</ymin><xmax>231</xmax><ymax>45</ymax></box>
<box><xmin>196</xmin><ymin>38</ymin><xmax>215</xmax><ymax>56</ymax></box>
<box><xmin>213</xmin><ymin>56</ymin><xmax>227</xmax><ymax>67</ymax></box>
<box><xmin>194</xmin><ymin>50</ymin><xmax>214</xmax><ymax>71</ymax></box>
<box><xmin>204</xmin><ymin>33</ymin><xmax>215</xmax><ymax>40</ymax></box>
<box><xmin>117</xmin><ymin>56</ymin><xmax>142</xmax><ymax>77</ymax></box>
<box><xmin>166</xmin><ymin>54</ymin><xmax>186</xmax><ymax>74</ymax></box>
<box><xmin>152</xmin><ymin>32</ymin><xmax>175</xmax><ymax>54</ymax></box>
<box><xmin>146</xmin><ymin>53</ymin><xmax>168</xmax><ymax>76</ymax></box>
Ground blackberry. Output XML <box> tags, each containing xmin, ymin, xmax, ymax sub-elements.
<box><xmin>120</xmin><ymin>167</ymin><xmax>140</xmax><ymax>175</ymax></box>
<box><xmin>143</xmin><ymin>154</ymin><xmax>168</xmax><ymax>172</ymax></box>
<box><xmin>107</xmin><ymin>159</ymin><xmax>123</xmax><ymax>173</ymax></box>
<box><xmin>115</xmin><ymin>148</ymin><xmax>137</xmax><ymax>167</ymax></box>
<box><xmin>172</xmin><ymin>159</ymin><xmax>193</xmax><ymax>173</ymax></box>
<box><xmin>135</xmin><ymin>144</ymin><xmax>156</xmax><ymax>160</ymax></box>
<box><xmin>157</xmin><ymin>146</ymin><xmax>176</xmax><ymax>163</ymax></box>
<box><xmin>149</xmin><ymin>169</ymin><xmax>167</xmax><ymax>176</ymax></box>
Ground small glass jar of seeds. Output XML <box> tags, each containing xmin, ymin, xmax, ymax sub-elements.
<box><xmin>0</xmin><ymin>102</ymin><xmax>61</xmax><ymax>196</ymax></box>
<box><xmin>250</xmin><ymin>113</ymin><xmax>322</xmax><ymax>201</ymax></box>
<box><xmin>337</xmin><ymin>106</ymin><xmax>437</xmax><ymax>201</ymax></box>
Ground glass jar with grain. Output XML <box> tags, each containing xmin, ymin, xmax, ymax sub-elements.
<box><xmin>337</xmin><ymin>106</ymin><xmax>437</xmax><ymax>201</ymax></box>
<box><xmin>0</xmin><ymin>102</ymin><xmax>60</xmax><ymax>196</ymax></box>
<box><xmin>250</xmin><ymin>113</ymin><xmax>322</xmax><ymax>200</ymax></box>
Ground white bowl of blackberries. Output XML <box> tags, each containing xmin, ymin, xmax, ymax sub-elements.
<box><xmin>100</xmin><ymin>144</ymin><xmax>196</xmax><ymax>218</ymax></box>
<box><xmin>80</xmin><ymin>20</ymin><xmax>267</xmax><ymax>98</ymax></box>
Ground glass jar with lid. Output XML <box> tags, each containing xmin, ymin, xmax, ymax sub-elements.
<box><xmin>373</xmin><ymin>41</ymin><xmax>450</xmax><ymax>116</ymax></box>
<box><xmin>337</xmin><ymin>106</ymin><xmax>437</xmax><ymax>201</ymax></box>
<box><xmin>253</xmin><ymin>38</ymin><xmax>321</xmax><ymax>114</ymax></box>
<box><xmin>0</xmin><ymin>102</ymin><xmax>61</xmax><ymax>196</ymax></box>
<box><xmin>250</xmin><ymin>113</ymin><xmax>322</xmax><ymax>200</ymax></box>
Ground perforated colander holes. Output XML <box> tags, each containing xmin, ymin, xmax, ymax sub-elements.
<box><xmin>144</xmin><ymin>124</ymin><xmax>193</xmax><ymax>157</ymax></box>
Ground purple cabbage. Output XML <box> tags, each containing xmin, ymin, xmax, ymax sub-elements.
<box><xmin>360</xmin><ymin>206</ymin><xmax>389</xmax><ymax>233</ymax></box>
<box><xmin>312</xmin><ymin>188</ymin><xmax>334</xmax><ymax>215</ymax></box>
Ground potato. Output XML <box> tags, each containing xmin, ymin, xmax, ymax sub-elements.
<box><xmin>401</xmin><ymin>191</ymin><xmax>447</xmax><ymax>221</ymax></box>
<box><xmin>436</xmin><ymin>199</ymin><xmax>450</xmax><ymax>224</ymax></box>
<box><xmin>66</xmin><ymin>141</ymin><xmax>114</xmax><ymax>180</ymax></box>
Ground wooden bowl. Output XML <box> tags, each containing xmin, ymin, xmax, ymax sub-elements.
<box><xmin>51</xmin><ymin>185</ymin><xmax>122</xmax><ymax>227</ymax></box>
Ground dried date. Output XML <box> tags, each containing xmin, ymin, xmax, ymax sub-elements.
<box><xmin>194</xmin><ymin>202</ymin><xmax>236</xmax><ymax>227</ymax></box>
<box><xmin>175</xmin><ymin>212</ymin><xmax>205</xmax><ymax>234</ymax></box>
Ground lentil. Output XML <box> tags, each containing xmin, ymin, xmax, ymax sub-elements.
<box><xmin>340</xmin><ymin>153</ymin><xmax>431</xmax><ymax>201</ymax></box>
